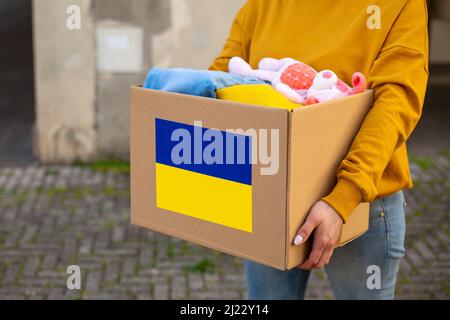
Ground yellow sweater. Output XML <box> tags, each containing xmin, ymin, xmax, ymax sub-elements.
<box><xmin>209</xmin><ymin>0</ymin><xmax>429</xmax><ymax>222</ymax></box>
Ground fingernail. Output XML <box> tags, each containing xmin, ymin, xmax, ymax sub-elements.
<box><xmin>294</xmin><ymin>235</ymin><xmax>303</xmax><ymax>246</ymax></box>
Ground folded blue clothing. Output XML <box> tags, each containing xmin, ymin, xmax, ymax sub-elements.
<box><xmin>143</xmin><ymin>67</ymin><xmax>268</xmax><ymax>98</ymax></box>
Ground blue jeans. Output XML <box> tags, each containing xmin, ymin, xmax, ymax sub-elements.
<box><xmin>246</xmin><ymin>191</ymin><xmax>407</xmax><ymax>300</ymax></box>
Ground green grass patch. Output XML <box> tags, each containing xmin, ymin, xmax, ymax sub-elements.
<box><xmin>101</xmin><ymin>218</ymin><xmax>116</xmax><ymax>231</ymax></box>
<box><xmin>151</xmin><ymin>239</ymin><xmax>158</xmax><ymax>268</ymax></box>
<box><xmin>181</xmin><ymin>242</ymin><xmax>191</xmax><ymax>256</ymax></box>
<box><xmin>315</xmin><ymin>270</ymin><xmax>326</xmax><ymax>281</ymax></box>
<box><xmin>101</xmin><ymin>187</ymin><xmax>120</xmax><ymax>197</ymax></box>
<box><xmin>44</xmin><ymin>169</ymin><xmax>60</xmax><ymax>176</ymax></box>
<box><xmin>12</xmin><ymin>191</ymin><xmax>29</xmax><ymax>207</ymax></box>
<box><xmin>15</xmin><ymin>260</ymin><xmax>26</xmax><ymax>285</ymax></box>
<box><xmin>166</xmin><ymin>239</ymin><xmax>175</xmax><ymax>260</ymax></box>
<box><xmin>398</xmin><ymin>274</ymin><xmax>411</xmax><ymax>286</ymax></box>
<box><xmin>412</xmin><ymin>179</ymin><xmax>422</xmax><ymax>189</ymax></box>
<box><xmin>47</xmin><ymin>187</ymin><xmax>68</xmax><ymax>198</ymax></box>
<box><xmin>184</xmin><ymin>257</ymin><xmax>216</xmax><ymax>274</ymax></box>
<box><xmin>414</xmin><ymin>210</ymin><xmax>424</xmax><ymax>217</ymax></box>
<box><xmin>35</xmin><ymin>186</ymin><xmax>44</xmax><ymax>194</ymax></box>
<box><xmin>134</xmin><ymin>260</ymin><xmax>142</xmax><ymax>275</ymax></box>
<box><xmin>73</xmin><ymin>186</ymin><xmax>94</xmax><ymax>200</ymax></box>
<box><xmin>74</xmin><ymin>159</ymin><xmax>130</xmax><ymax>174</ymax></box>
<box><xmin>411</xmin><ymin>156</ymin><xmax>434</xmax><ymax>171</ymax></box>
<box><xmin>0</xmin><ymin>230</ymin><xmax>9</xmax><ymax>247</ymax></box>
<box><xmin>438</xmin><ymin>149</ymin><xmax>450</xmax><ymax>157</ymax></box>
<box><xmin>116</xmin><ymin>271</ymin><xmax>123</xmax><ymax>283</ymax></box>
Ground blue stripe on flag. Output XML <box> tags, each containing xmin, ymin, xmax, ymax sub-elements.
<box><xmin>155</xmin><ymin>118</ymin><xmax>252</xmax><ymax>185</ymax></box>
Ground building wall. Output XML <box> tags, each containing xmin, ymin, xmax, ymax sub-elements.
<box><xmin>32</xmin><ymin>0</ymin><xmax>448</xmax><ymax>164</ymax></box>
<box><xmin>151</xmin><ymin>0</ymin><xmax>244</xmax><ymax>69</ymax></box>
<box><xmin>430</xmin><ymin>19</ymin><xmax>450</xmax><ymax>64</ymax></box>
<box><xmin>430</xmin><ymin>0</ymin><xmax>450</xmax><ymax>63</ymax></box>
<box><xmin>33</xmin><ymin>0</ymin><xmax>244</xmax><ymax>163</ymax></box>
<box><xmin>93</xmin><ymin>0</ymin><xmax>171</xmax><ymax>158</ymax></box>
<box><xmin>33</xmin><ymin>0</ymin><xmax>96</xmax><ymax>163</ymax></box>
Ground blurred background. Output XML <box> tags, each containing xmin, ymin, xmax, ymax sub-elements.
<box><xmin>0</xmin><ymin>0</ymin><xmax>448</xmax><ymax>300</ymax></box>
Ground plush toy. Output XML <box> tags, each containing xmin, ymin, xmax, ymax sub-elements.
<box><xmin>228</xmin><ymin>57</ymin><xmax>367</xmax><ymax>105</ymax></box>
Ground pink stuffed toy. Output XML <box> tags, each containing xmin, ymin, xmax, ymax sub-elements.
<box><xmin>229</xmin><ymin>57</ymin><xmax>367</xmax><ymax>105</ymax></box>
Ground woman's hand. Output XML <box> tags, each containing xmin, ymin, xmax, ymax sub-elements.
<box><xmin>293</xmin><ymin>200</ymin><xmax>343</xmax><ymax>270</ymax></box>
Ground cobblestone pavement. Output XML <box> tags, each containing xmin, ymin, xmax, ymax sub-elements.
<box><xmin>0</xmin><ymin>152</ymin><xmax>448</xmax><ymax>300</ymax></box>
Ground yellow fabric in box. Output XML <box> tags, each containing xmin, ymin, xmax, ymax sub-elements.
<box><xmin>216</xmin><ymin>84</ymin><xmax>302</xmax><ymax>111</ymax></box>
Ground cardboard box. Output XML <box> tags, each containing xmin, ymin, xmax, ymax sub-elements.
<box><xmin>130</xmin><ymin>86</ymin><xmax>373</xmax><ymax>270</ymax></box>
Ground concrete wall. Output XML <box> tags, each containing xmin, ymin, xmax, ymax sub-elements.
<box><xmin>429</xmin><ymin>0</ymin><xmax>450</xmax><ymax>64</ymax></box>
<box><xmin>93</xmin><ymin>0</ymin><xmax>171</xmax><ymax>158</ymax></box>
<box><xmin>32</xmin><ymin>0</ymin><xmax>447</xmax><ymax>164</ymax></box>
<box><xmin>430</xmin><ymin>18</ymin><xmax>450</xmax><ymax>64</ymax></box>
<box><xmin>33</xmin><ymin>0</ymin><xmax>96</xmax><ymax>163</ymax></box>
<box><xmin>151</xmin><ymin>0</ymin><xmax>244</xmax><ymax>69</ymax></box>
<box><xmin>33</xmin><ymin>0</ymin><xmax>244</xmax><ymax>163</ymax></box>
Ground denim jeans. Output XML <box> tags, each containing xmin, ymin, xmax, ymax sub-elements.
<box><xmin>245</xmin><ymin>191</ymin><xmax>407</xmax><ymax>300</ymax></box>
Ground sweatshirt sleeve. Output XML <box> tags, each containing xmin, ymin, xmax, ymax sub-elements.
<box><xmin>322</xmin><ymin>0</ymin><xmax>429</xmax><ymax>222</ymax></box>
<box><xmin>208</xmin><ymin>2</ymin><xmax>250</xmax><ymax>72</ymax></box>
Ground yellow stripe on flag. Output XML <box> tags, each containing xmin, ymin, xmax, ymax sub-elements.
<box><xmin>155</xmin><ymin>163</ymin><xmax>252</xmax><ymax>233</ymax></box>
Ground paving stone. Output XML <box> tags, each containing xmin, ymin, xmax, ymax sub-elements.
<box><xmin>0</xmin><ymin>155</ymin><xmax>448</xmax><ymax>299</ymax></box>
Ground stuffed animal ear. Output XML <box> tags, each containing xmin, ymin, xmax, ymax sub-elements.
<box><xmin>229</xmin><ymin>57</ymin><xmax>252</xmax><ymax>77</ymax></box>
<box><xmin>258</xmin><ymin>58</ymin><xmax>283</xmax><ymax>71</ymax></box>
<box><xmin>249</xmin><ymin>70</ymin><xmax>277</xmax><ymax>82</ymax></box>
<box><xmin>351</xmin><ymin>72</ymin><xmax>368</xmax><ymax>94</ymax></box>
<box><xmin>258</xmin><ymin>57</ymin><xmax>299</xmax><ymax>71</ymax></box>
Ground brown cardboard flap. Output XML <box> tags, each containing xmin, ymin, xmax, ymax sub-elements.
<box><xmin>130</xmin><ymin>86</ymin><xmax>290</xmax><ymax>269</ymax></box>
<box><xmin>338</xmin><ymin>202</ymin><xmax>369</xmax><ymax>245</ymax></box>
<box><xmin>286</xmin><ymin>91</ymin><xmax>374</xmax><ymax>269</ymax></box>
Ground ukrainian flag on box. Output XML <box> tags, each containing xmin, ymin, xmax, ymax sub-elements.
<box><xmin>155</xmin><ymin>118</ymin><xmax>253</xmax><ymax>233</ymax></box>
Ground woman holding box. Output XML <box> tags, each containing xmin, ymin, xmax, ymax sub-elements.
<box><xmin>210</xmin><ymin>0</ymin><xmax>429</xmax><ymax>299</ymax></box>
